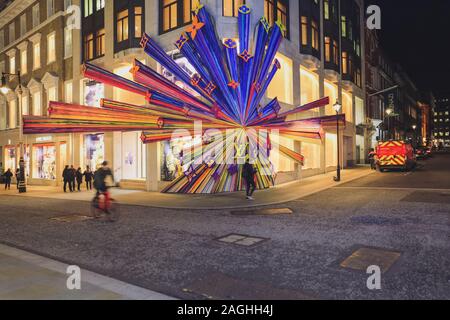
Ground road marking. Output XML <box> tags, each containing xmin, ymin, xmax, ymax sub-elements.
<box><xmin>335</xmin><ymin>186</ymin><xmax>450</xmax><ymax>192</ymax></box>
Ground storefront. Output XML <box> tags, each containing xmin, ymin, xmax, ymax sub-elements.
<box><xmin>4</xmin><ymin>145</ymin><xmax>16</xmax><ymax>171</ymax></box>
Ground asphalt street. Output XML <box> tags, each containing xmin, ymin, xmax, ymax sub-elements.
<box><xmin>0</xmin><ymin>152</ymin><xmax>449</xmax><ymax>299</ymax></box>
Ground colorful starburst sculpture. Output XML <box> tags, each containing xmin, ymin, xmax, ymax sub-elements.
<box><xmin>23</xmin><ymin>4</ymin><xmax>345</xmax><ymax>194</ymax></box>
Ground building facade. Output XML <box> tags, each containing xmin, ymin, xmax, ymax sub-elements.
<box><xmin>1</xmin><ymin>0</ymin><xmax>367</xmax><ymax>190</ymax></box>
<box><xmin>433</xmin><ymin>96</ymin><xmax>450</xmax><ymax>147</ymax></box>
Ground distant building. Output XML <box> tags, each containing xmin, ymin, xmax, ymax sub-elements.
<box><xmin>433</xmin><ymin>96</ymin><xmax>450</xmax><ymax>146</ymax></box>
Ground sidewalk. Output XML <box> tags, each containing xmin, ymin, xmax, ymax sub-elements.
<box><xmin>0</xmin><ymin>244</ymin><xmax>174</xmax><ymax>300</ymax></box>
<box><xmin>2</xmin><ymin>167</ymin><xmax>374</xmax><ymax>209</ymax></box>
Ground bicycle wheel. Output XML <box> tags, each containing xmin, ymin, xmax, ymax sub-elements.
<box><xmin>91</xmin><ymin>197</ymin><xmax>102</xmax><ymax>219</ymax></box>
<box><xmin>107</xmin><ymin>199</ymin><xmax>120</xmax><ymax>222</ymax></box>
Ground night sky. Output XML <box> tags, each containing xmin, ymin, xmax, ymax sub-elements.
<box><xmin>369</xmin><ymin>0</ymin><xmax>450</xmax><ymax>96</ymax></box>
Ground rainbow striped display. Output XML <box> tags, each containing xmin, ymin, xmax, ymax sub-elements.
<box><xmin>23</xmin><ymin>3</ymin><xmax>345</xmax><ymax>194</ymax></box>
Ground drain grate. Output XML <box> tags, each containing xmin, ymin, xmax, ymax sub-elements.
<box><xmin>340</xmin><ymin>247</ymin><xmax>401</xmax><ymax>273</ymax></box>
<box><xmin>230</xmin><ymin>207</ymin><xmax>293</xmax><ymax>216</ymax></box>
<box><xmin>216</xmin><ymin>234</ymin><xmax>268</xmax><ymax>247</ymax></box>
<box><xmin>51</xmin><ymin>215</ymin><xmax>93</xmax><ymax>222</ymax></box>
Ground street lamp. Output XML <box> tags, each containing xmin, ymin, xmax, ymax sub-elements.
<box><xmin>1</xmin><ymin>71</ymin><xmax>26</xmax><ymax>193</ymax></box>
<box><xmin>333</xmin><ymin>100</ymin><xmax>342</xmax><ymax>182</ymax></box>
<box><xmin>385</xmin><ymin>107</ymin><xmax>394</xmax><ymax>140</ymax></box>
<box><xmin>412</xmin><ymin>124</ymin><xmax>417</xmax><ymax>147</ymax></box>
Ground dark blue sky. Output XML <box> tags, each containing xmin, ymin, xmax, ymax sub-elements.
<box><xmin>369</xmin><ymin>0</ymin><xmax>450</xmax><ymax>96</ymax></box>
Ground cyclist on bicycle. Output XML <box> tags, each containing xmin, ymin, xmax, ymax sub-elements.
<box><xmin>93</xmin><ymin>161</ymin><xmax>114</xmax><ymax>199</ymax></box>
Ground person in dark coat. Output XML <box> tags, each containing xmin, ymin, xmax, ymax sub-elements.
<box><xmin>4</xmin><ymin>169</ymin><xmax>13</xmax><ymax>190</ymax></box>
<box><xmin>76</xmin><ymin>168</ymin><xmax>83</xmax><ymax>191</ymax></box>
<box><xmin>83</xmin><ymin>166</ymin><xmax>93</xmax><ymax>190</ymax></box>
<box><xmin>69</xmin><ymin>165</ymin><xmax>76</xmax><ymax>192</ymax></box>
<box><xmin>242</xmin><ymin>159</ymin><xmax>257</xmax><ymax>200</ymax></box>
<box><xmin>62</xmin><ymin>165</ymin><xmax>72</xmax><ymax>192</ymax></box>
<box><xmin>368</xmin><ymin>148</ymin><xmax>376</xmax><ymax>170</ymax></box>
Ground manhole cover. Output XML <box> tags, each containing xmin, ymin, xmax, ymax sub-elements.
<box><xmin>401</xmin><ymin>191</ymin><xmax>450</xmax><ymax>204</ymax></box>
<box><xmin>230</xmin><ymin>208</ymin><xmax>293</xmax><ymax>216</ymax></box>
<box><xmin>183</xmin><ymin>272</ymin><xmax>315</xmax><ymax>300</ymax></box>
<box><xmin>51</xmin><ymin>215</ymin><xmax>93</xmax><ymax>222</ymax></box>
<box><xmin>340</xmin><ymin>247</ymin><xmax>401</xmax><ymax>273</ymax></box>
<box><xmin>215</xmin><ymin>234</ymin><xmax>268</xmax><ymax>247</ymax></box>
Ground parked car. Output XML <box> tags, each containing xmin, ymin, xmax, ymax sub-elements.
<box><xmin>415</xmin><ymin>146</ymin><xmax>429</xmax><ymax>160</ymax></box>
<box><xmin>376</xmin><ymin>140</ymin><xmax>416</xmax><ymax>172</ymax></box>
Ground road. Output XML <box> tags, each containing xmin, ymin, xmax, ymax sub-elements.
<box><xmin>0</xmin><ymin>152</ymin><xmax>449</xmax><ymax>299</ymax></box>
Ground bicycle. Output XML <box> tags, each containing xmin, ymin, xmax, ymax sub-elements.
<box><xmin>91</xmin><ymin>190</ymin><xmax>120</xmax><ymax>222</ymax></box>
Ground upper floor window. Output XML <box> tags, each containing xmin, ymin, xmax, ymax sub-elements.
<box><xmin>134</xmin><ymin>7</ymin><xmax>143</xmax><ymax>38</ymax></box>
<box><xmin>311</xmin><ymin>20</ymin><xmax>319</xmax><ymax>50</ymax></box>
<box><xmin>264</xmin><ymin>0</ymin><xmax>289</xmax><ymax>38</ymax></box>
<box><xmin>300</xmin><ymin>16</ymin><xmax>308</xmax><ymax>46</ymax></box>
<box><xmin>333</xmin><ymin>40</ymin><xmax>339</xmax><ymax>65</ymax></box>
<box><xmin>20</xmin><ymin>14</ymin><xmax>27</xmax><ymax>37</ymax></box>
<box><xmin>96</xmin><ymin>28</ymin><xmax>105</xmax><ymax>56</ymax></box>
<box><xmin>9</xmin><ymin>23</ymin><xmax>15</xmax><ymax>43</ymax></box>
<box><xmin>0</xmin><ymin>31</ymin><xmax>4</xmax><ymax>50</ymax></box>
<box><xmin>64</xmin><ymin>28</ymin><xmax>73</xmax><ymax>58</ymax></box>
<box><xmin>341</xmin><ymin>16</ymin><xmax>346</xmax><ymax>37</ymax></box>
<box><xmin>84</xmin><ymin>0</ymin><xmax>94</xmax><ymax>17</ymax></box>
<box><xmin>9</xmin><ymin>55</ymin><xmax>16</xmax><ymax>74</ymax></box>
<box><xmin>96</xmin><ymin>0</ymin><xmax>105</xmax><ymax>10</ymax></box>
<box><xmin>117</xmin><ymin>9</ymin><xmax>129</xmax><ymax>42</ymax></box>
<box><xmin>47</xmin><ymin>33</ymin><xmax>56</xmax><ymax>63</ymax></box>
<box><xmin>33</xmin><ymin>41</ymin><xmax>41</xmax><ymax>70</ymax></box>
<box><xmin>21</xmin><ymin>49</ymin><xmax>27</xmax><ymax>75</ymax></box>
<box><xmin>32</xmin><ymin>4</ymin><xmax>40</xmax><ymax>28</ymax></box>
<box><xmin>324</xmin><ymin>0</ymin><xmax>329</xmax><ymax>20</ymax></box>
<box><xmin>325</xmin><ymin>37</ymin><xmax>331</xmax><ymax>62</ymax></box>
<box><xmin>47</xmin><ymin>0</ymin><xmax>55</xmax><ymax>18</ymax></box>
<box><xmin>223</xmin><ymin>0</ymin><xmax>246</xmax><ymax>17</ymax></box>
<box><xmin>160</xmin><ymin>0</ymin><xmax>194</xmax><ymax>33</ymax></box>
<box><xmin>84</xmin><ymin>33</ymin><xmax>94</xmax><ymax>60</ymax></box>
<box><xmin>342</xmin><ymin>51</ymin><xmax>348</xmax><ymax>74</ymax></box>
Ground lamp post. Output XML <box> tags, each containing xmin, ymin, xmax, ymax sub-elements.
<box><xmin>1</xmin><ymin>71</ymin><xmax>26</xmax><ymax>193</ymax></box>
<box><xmin>385</xmin><ymin>107</ymin><xmax>393</xmax><ymax>140</ymax></box>
<box><xmin>333</xmin><ymin>100</ymin><xmax>342</xmax><ymax>182</ymax></box>
<box><xmin>412</xmin><ymin>124</ymin><xmax>417</xmax><ymax>147</ymax></box>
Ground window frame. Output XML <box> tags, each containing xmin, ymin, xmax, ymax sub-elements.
<box><xmin>222</xmin><ymin>0</ymin><xmax>246</xmax><ymax>17</ymax></box>
<box><xmin>160</xmin><ymin>0</ymin><xmax>194</xmax><ymax>34</ymax></box>
<box><xmin>264</xmin><ymin>0</ymin><xmax>290</xmax><ymax>39</ymax></box>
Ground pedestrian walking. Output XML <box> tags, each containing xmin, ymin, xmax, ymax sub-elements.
<box><xmin>368</xmin><ymin>148</ymin><xmax>376</xmax><ymax>170</ymax></box>
<box><xmin>76</xmin><ymin>168</ymin><xmax>83</xmax><ymax>191</ymax></box>
<box><xmin>62</xmin><ymin>165</ymin><xmax>71</xmax><ymax>192</ymax></box>
<box><xmin>4</xmin><ymin>169</ymin><xmax>13</xmax><ymax>190</ymax></box>
<box><xmin>83</xmin><ymin>166</ymin><xmax>93</xmax><ymax>190</ymax></box>
<box><xmin>70</xmin><ymin>165</ymin><xmax>76</xmax><ymax>192</ymax></box>
<box><xmin>242</xmin><ymin>159</ymin><xmax>257</xmax><ymax>200</ymax></box>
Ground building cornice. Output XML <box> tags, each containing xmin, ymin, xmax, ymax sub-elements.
<box><xmin>0</xmin><ymin>0</ymin><xmax>36</xmax><ymax>30</ymax></box>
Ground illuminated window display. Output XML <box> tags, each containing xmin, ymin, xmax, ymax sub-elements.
<box><xmin>267</xmin><ymin>53</ymin><xmax>293</xmax><ymax>104</ymax></box>
<box><xmin>160</xmin><ymin>135</ymin><xmax>202</xmax><ymax>181</ymax></box>
<box><xmin>302</xmin><ymin>142</ymin><xmax>321</xmax><ymax>170</ymax></box>
<box><xmin>324</xmin><ymin>80</ymin><xmax>338</xmax><ymax>116</ymax></box>
<box><xmin>300</xmin><ymin>66</ymin><xmax>320</xmax><ymax>115</ymax></box>
<box><xmin>5</xmin><ymin>147</ymin><xmax>16</xmax><ymax>171</ymax></box>
<box><xmin>114</xmin><ymin>63</ymin><xmax>146</xmax><ymax>105</ymax></box>
<box><xmin>32</xmin><ymin>144</ymin><xmax>56</xmax><ymax>179</ymax></box>
<box><xmin>161</xmin><ymin>51</ymin><xmax>200</xmax><ymax>97</ymax></box>
<box><xmin>325</xmin><ymin>133</ymin><xmax>337</xmax><ymax>167</ymax></box>
<box><xmin>84</xmin><ymin>134</ymin><xmax>104</xmax><ymax>170</ymax></box>
<box><xmin>83</xmin><ymin>80</ymin><xmax>104</xmax><ymax>107</ymax></box>
<box><xmin>122</xmin><ymin>131</ymin><xmax>146</xmax><ymax>180</ymax></box>
<box><xmin>342</xmin><ymin>90</ymin><xmax>353</xmax><ymax>123</ymax></box>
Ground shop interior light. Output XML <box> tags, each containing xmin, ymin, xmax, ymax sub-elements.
<box><xmin>0</xmin><ymin>73</ymin><xmax>10</xmax><ymax>94</ymax></box>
